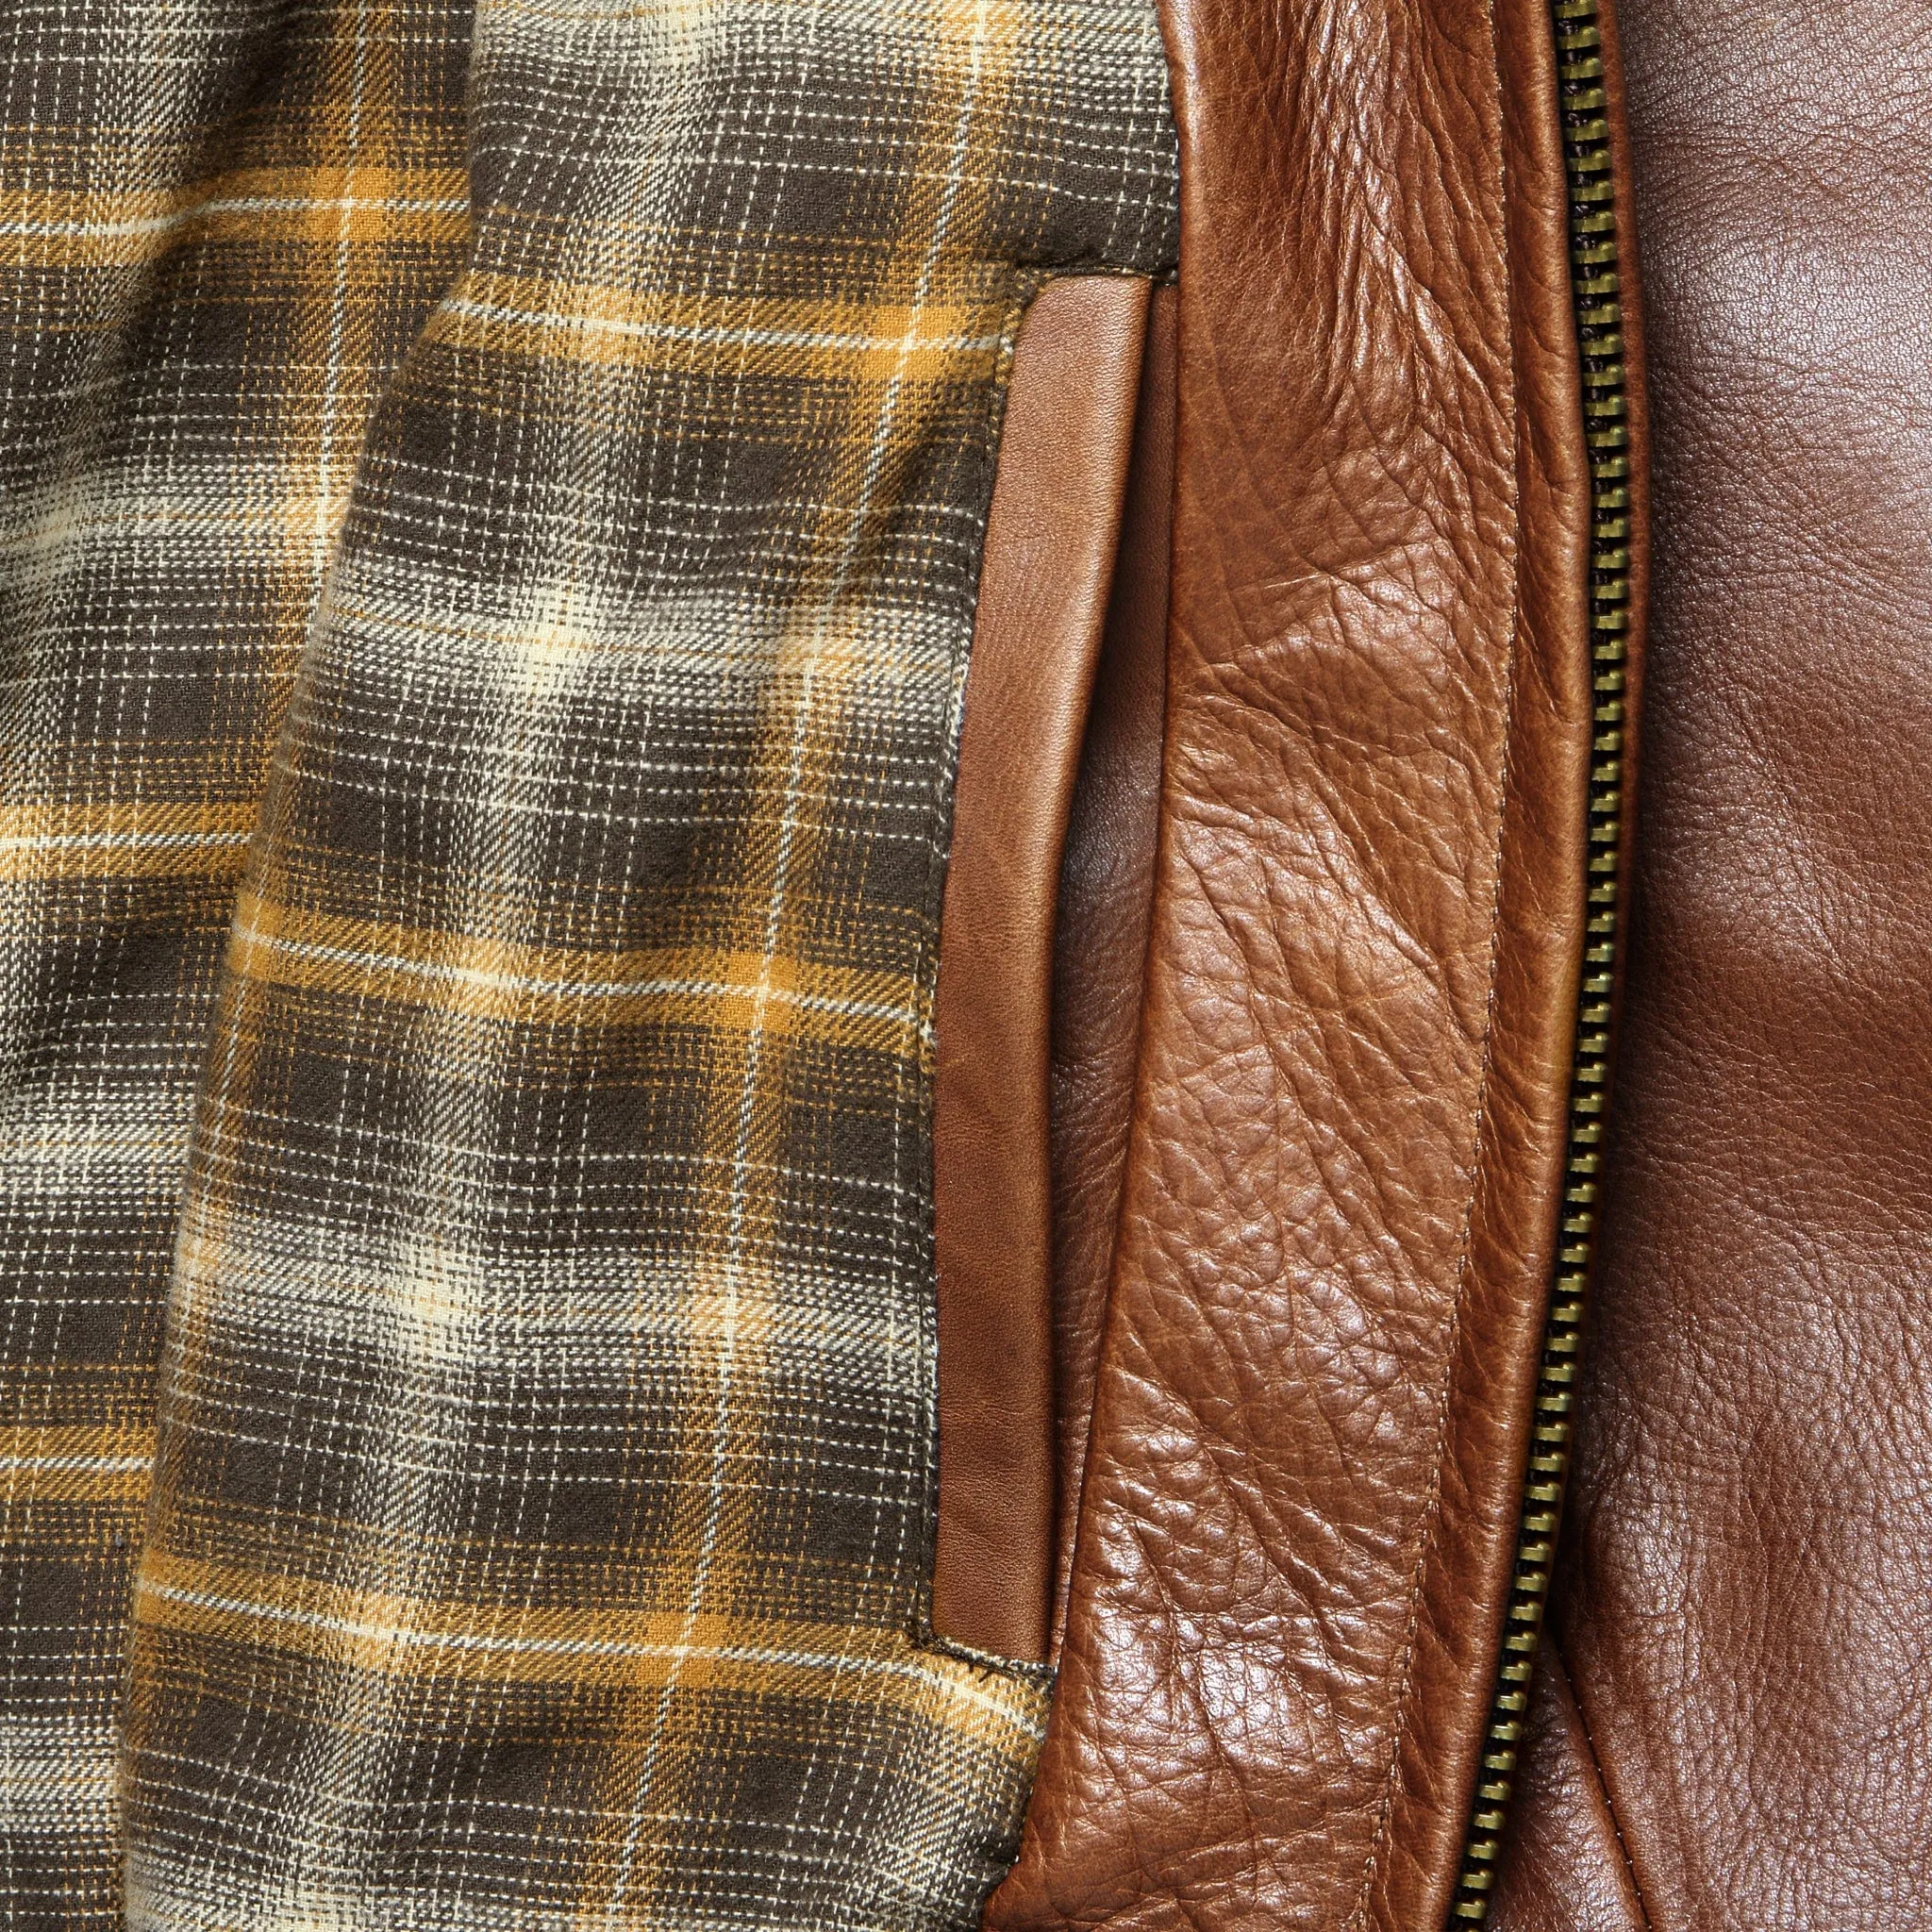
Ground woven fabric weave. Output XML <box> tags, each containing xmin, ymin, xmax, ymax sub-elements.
<box><xmin>1</xmin><ymin>0</ymin><xmax>1176</xmax><ymax>1924</ymax></box>
<box><xmin>1</xmin><ymin>3</ymin><xmax>472</xmax><ymax>1922</ymax></box>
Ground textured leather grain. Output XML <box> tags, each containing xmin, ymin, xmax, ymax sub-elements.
<box><xmin>1497</xmin><ymin>2</ymin><xmax>1932</xmax><ymax>1926</ymax></box>
<box><xmin>1045</xmin><ymin>284</ymin><xmax>1177</xmax><ymax>1647</ymax></box>
<box><xmin>934</xmin><ymin>274</ymin><xmax>1151</xmax><ymax>1663</ymax></box>
<box><xmin>991</xmin><ymin>1</ymin><xmax>1643</xmax><ymax>1924</ymax></box>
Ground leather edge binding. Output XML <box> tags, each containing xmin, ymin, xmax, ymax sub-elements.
<box><xmin>931</xmin><ymin>273</ymin><xmax>1152</xmax><ymax>1665</ymax></box>
<box><xmin>1044</xmin><ymin>282</ymin><xmax>1178</xmax><ymax>1657</ymax></box>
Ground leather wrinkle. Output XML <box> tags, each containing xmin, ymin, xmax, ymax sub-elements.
<box><xmin>1489</xmin><ymin>1636</ymin><xmax>1652</xmax><ymax>1932</ymax></box>
<box><xmin>991</xmin><ymin>0</ymin><xmax>1635</xmax><ymax>1921</ymax></box>
<box><xmin>1553</xmin><ymin>1636</ymin><xmax>1655</xmax><ymax>1932</ymax></box>
<box><xmin>1343</xmin><ymin>438</ymin><xmax>1522</xmax><ymax>1932</ymax></box>
<box><xmin>997</xmin><ymin>10</ymin><xmax>1574</xmax><ymax>1931</ymax></box>
<box><xmin>1542</xmin><ymin>8</ymin><xmax>1932</xmax><ymax>1921</ymax></box>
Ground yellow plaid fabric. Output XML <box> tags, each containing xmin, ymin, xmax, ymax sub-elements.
<box><xmin>1</xmin><ymin>1</ymin><xmax>471</xmax><ymax>1922</ymax></box>
<box><xmin>3</xmin><ymin>0</ymin><xmax>1177</xmax><ymax>1924</ymax></box>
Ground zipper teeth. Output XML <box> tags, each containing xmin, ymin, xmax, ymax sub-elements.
<box><xmin>1448</xmin><ymin>1</ymin><xmax>1633</xmax><ymax>1921</ymax></box>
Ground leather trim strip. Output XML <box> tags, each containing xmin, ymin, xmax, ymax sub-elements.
<box><xmin>931</xmin><ymin>273</ymin><xmax>1152</xmax><ymax>1665</ymax></box>
<box><xmin>1045</xmin><ymin>283</ymin><xmax>1177</xmax><ymax>1653</ymax></box>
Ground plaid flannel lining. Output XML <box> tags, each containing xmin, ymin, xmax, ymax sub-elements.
<box><xmin>1</xmin><ymin>1</ymin><xmax>472</xmax><ymax>1921</ymax></box>
<box><xmin>3</xmin><ymin>0</ymin><xmax>1178</xmax><ymax>1924</ymax></box>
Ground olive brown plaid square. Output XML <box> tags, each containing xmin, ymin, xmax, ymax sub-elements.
<box><xmin>4</xmin><ymin>0</ymin><xmax>1175</xmax><ymax>1924</ymax></box>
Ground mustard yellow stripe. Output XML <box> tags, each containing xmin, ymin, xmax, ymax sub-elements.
<box><xmin>0</xmin><ymin>1425</ymin><xmax>155</xmax><ymax>1505</ymax></box>
<box><xmin>0</xmin><ymin>167</ymin><xmax>470</xmax><ymax>266</ymax></box>
<box><xmin>431</xmin><ymin>271</ymin><xmax>1008</xmax><ymax>381</ymax></box>
<box><xmin>225</xmin><ymin>890</ymin><xmax>923</xmax><ymax>1051</ymax></box>
<box><xmin>135</xmin><ymin>1557</ymin><xmax>1041</xmax><ymax>1749</ymax></box>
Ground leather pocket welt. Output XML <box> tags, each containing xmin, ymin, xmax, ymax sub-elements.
<box><xmin>930</xmin><ymin>274</ymin><xmax>1155</xmax><ymax>1665</ymax></box>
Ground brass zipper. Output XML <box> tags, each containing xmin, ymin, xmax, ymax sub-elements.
<box><xmin>1448</xmin><ymin>1</ymin><xmax>1635</xmax><ymax>1920</ymax></box>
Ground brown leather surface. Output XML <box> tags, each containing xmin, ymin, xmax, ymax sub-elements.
<box><xmin>992</xmin><ymin>1</ymin><xmax>1641</xmax><ymax>1924</ymax></box>
<box><xmin>1507</xmin><ymin>2</ymin><xmax>1932</xmax><ymax>1926</ymax></box>
<box><xmin>932</xmin><ymin>273</ymin><xmax>1151</xmax><ymax>1664</ymax></box>
<box><xmin>1489</xmin><ymin>1639</ymin><xmax>1649</xmax><ymax>1932</ymax></box>
<box><xmin>1044</xmin><ymin>284</ymin><xmax>1176</xmax><ymax>1651</ymax></box>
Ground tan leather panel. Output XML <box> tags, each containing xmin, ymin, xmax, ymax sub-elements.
<box><xmin>932</xmin><ymin>273</ymin><xmax>1151</xmax><ymax>1665</ymax></box>
<box><xmin>1045</xmin><ymin>284</ymin><xmax>1177</xmax><ymax>1650</ymax></box>
<box><xmin>992</xmin><ymin>2</ymin><xmax>1643</xmax><ymax>1924</ymax></box>
<box><xmin>1545</xmin><ymin>0</ymin><xmax>1932</xmax><ymax>1924</ymax></box>
<box><xmin>1489</xmin><ymin>1639</ymin><xmax>1651</xmax><ymax>1932</ymax></box>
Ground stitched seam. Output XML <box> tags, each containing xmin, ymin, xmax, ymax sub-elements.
<box><xmin>1551</xmin><ymin>1634</ymin><xmax>1655</xmax><ymax>1932</ymax></box>
<box><xmin>1341</xmin><ymin>3</ymin><xmax>1522</xmax><ymax>1918</ymax></box>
